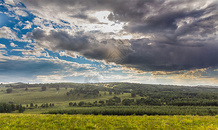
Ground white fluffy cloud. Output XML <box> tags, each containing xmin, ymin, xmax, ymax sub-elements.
<box><xmin>14</xmin><ymin>10</ymin><xmax>28</xmax><ymax>17</ymax></box>
<box><xmin>23</xmin><ymin>21</ymin><xmax>32</xmax><ymax>29</ymax></box>
<box><xmin>0</xmin><ymin>43</ymin><xmax>6</xmax><ymax>48</ymax></box>
<box><xmin>4</xmin><ymin>0</ymin><xmax>16</xmax><ymax>6</ymax></box>
<box><xmin>10</xmin><ymin>42</ymin><xmax>17</xmax><ymax>47</ymax></box>
<box><xmin>0</xmin><ymin>26</ymin><xmax>30</xmax><ymax>42</ymax></box>
<box><xmin>11</xmin><ymin>44</ymin><xmax>50</xmax><ymax>57</ymax></box>
<box><xmin>0</xmin><ymin>26</ymin><xmax>18</xmax><ymax>40</ymax></box>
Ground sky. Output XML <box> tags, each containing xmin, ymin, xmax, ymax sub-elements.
<box><xmin>0</xmin><ymin>0</ymin><xmax>218</xmax><ymax>86</ymax></box>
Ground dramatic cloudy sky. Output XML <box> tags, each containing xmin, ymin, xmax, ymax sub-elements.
<box><xmin>0</xmin><ymin>0</ymin><xmax>217</xmax><ymax>85</ymax></box>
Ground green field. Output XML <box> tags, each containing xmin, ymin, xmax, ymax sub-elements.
<box><xmin>1</xmin><ymin>83</ymin><xmax>218</xmax><ymax>115</ymax></box>
<box><xmin>0</xmin><ymin>114</ymin><xmax>218</xmax><ymax>129</ymax></box>
<box><xmin>0</xmin><ymin>86</ymin><xmax>135</xmax><ymax>104</ymax></box>
<box><xmin>0</xmin><ymin>85</ymin><xmax>139</xmax><ymax>114</ymax></box>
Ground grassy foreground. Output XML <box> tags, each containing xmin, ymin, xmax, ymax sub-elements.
<box><xmin>0</xmin><ymin>114</ymin><xmax>218</xmax><ymax>129</ymax></box>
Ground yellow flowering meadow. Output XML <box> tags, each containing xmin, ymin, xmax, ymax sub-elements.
<box><xmin>0</xmin><ymin>114</ymin><xmax>218</xmax><ymax>129</ymax></box>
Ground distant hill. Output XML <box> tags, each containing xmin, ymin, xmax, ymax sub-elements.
<box><xmin>196</xmin><ymin>85</ymin><xmax>218</xmax><ymax>88</ymax></box>
<box><xmin>13</xmin><ymin>82</ymin><xmax>26</xmax><ymax>85</ymax></box>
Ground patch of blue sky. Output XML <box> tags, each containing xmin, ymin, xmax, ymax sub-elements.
<box><xmin>12</xmin><ymin>41</ymin><xmax>28</xmax><ymax>49</ymax></box>
<box><xmin>58</xmin><ymin>55</ymin><xmax>92</xmax><ymax>64</ymax></box>
<box><xmin>0</xmin><ymin>5</ymin><xmax>6</xmax><ymax>12</ymax></box>
<box><xmin>0</xmin><ymin>38</ymin><xmax>10</xmax><ymax>46</ymax></box>
<box><xmin>13</xmin><ymin>17</ymin><xmax>35</xmax><ymax>34</ymax></box>
<box><xmin>0</xmin><ymin>38</ymin><xmax>25</xmax><ymax>52</ymax></box>
<box><xmin>60</xmin><ymin>19</ymin><xmax>70</xmax><ymax>25</ymax></box>
<box><xmin>8</xmin><ymin>50</ymin><xmax>23</xmax><ymax>56</ymax></box>
<box><xmin>49</xmin><ymin>20</ymin><xmax>71</xmax><ymax>30</ymax></box>
<box><xmin>0</xmin><ymin>13</ymin><xmax>8</xmax><ymax>27</ymax></box>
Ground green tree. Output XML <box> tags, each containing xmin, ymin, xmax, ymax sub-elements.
<box><xmin>11</xmin><ymin>104</ymin><xmax>16</xmax><ymax>111</ymax></box>
<box><xmin>78</xmin><ymin>101</ymin><xmax>85</xmax><ymax>106</ymax></box>
<box><xmin>122</xmin><ymin>99</ymin><xmax>135</xmax><ymax>106</ymax></box>
<box><xmin>69</xmin><ymin>102</ymin><xmax>73</xmax><ymax>106</ymax></box>
<box><xmin>113</xmin><ymin>96</ymin><xmax>121</xmax><ymax>103</ymax></box>
<box><xmin>18</xmin><ymin>105</ymin><xmax>25</xmax><ymax>113</ymax></box>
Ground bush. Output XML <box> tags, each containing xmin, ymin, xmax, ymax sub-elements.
<box><xmin>25</xmin><ymin>87</ymin><xmax>28</xmax><ymax>91</ymax></box>
<box><xmin>41</xmin><ymin>86</ymin><xmax>47</xmax><ymax>91</ymax></box>
<box><xmin>78</xmin><ymin>101</ymin><xmax>85</xmax><ymax>106</ymax></box>
<box><xmin>6</xmin><ymin>88</ymin><xmax>12</xmax><ymax>93</ymax></box>
<box><xmin>131</xmin><ymin>92</ymin><xmax>136</xmax><ymax>97</ymax></box>
<box><xmin>99</xmin><ymin>100</ymin><xmax>104</xmax><ymax>104</ymax></box>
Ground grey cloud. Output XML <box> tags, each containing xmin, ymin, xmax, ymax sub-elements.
<box><xmin>124</xmin><ymin>2</ymin><xmax>218</xmax><ymax>38</ymax></box>
<box><xmin>123</xmin><ymin>38</ymin><xmax>218</xmax><ymax>71</ymax></box>
<box><xmin>28</xmin><ymin>28</ymin><xmax>218</xmax><ymax>72</ymax></box>
<box><xmin>22</xmin><ymin>0</ymin><xmax>218</xmax><ymax>72</ymax></box>
<box><xmin>28</xmin><ymin>28</ymin><xmax>133</xmax><ymax>62</ymax></box>
<box><xmin>71</xmin><ymin>14</ymin><xmax>98</xmax><ymax>23</ymax></box>
<box><xmin>28</xmin><ymin>29</ymin><xmax>91</xmax><ymax>51</ymax></box>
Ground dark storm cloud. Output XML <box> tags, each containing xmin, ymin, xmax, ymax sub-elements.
<box><xmin>126</xmin><ymin>7</ymin><xmax>218</xmax><ymax>40</ymax></box>
<box><xmin>27</xmin><ymin>28</ymin><xmax>133</xmax><ymax>62</ymax></box>
<box><xmin>22</xmin><ymin>0</ymin><xmax>218</xmax><ymax>71</ymax></box>
<box><xmin>28</xmin><ymin>29</ymin><xmax>91</xmax><ymax>51</ymax></box>
<box><xmin>123</xmin><ymin>39</ymin><xmax>218</xmax><ymax>71</ymax></box>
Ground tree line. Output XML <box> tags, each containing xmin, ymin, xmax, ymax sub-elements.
<box><xmin>45</xmin><ymin>106</ymin><xmax>218</xmax><ymax>116</ymax></box>
<box><xmin>0</xmin><ymin>103</ymin><xmax>25</xmax><ymax>113</ymax></box>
